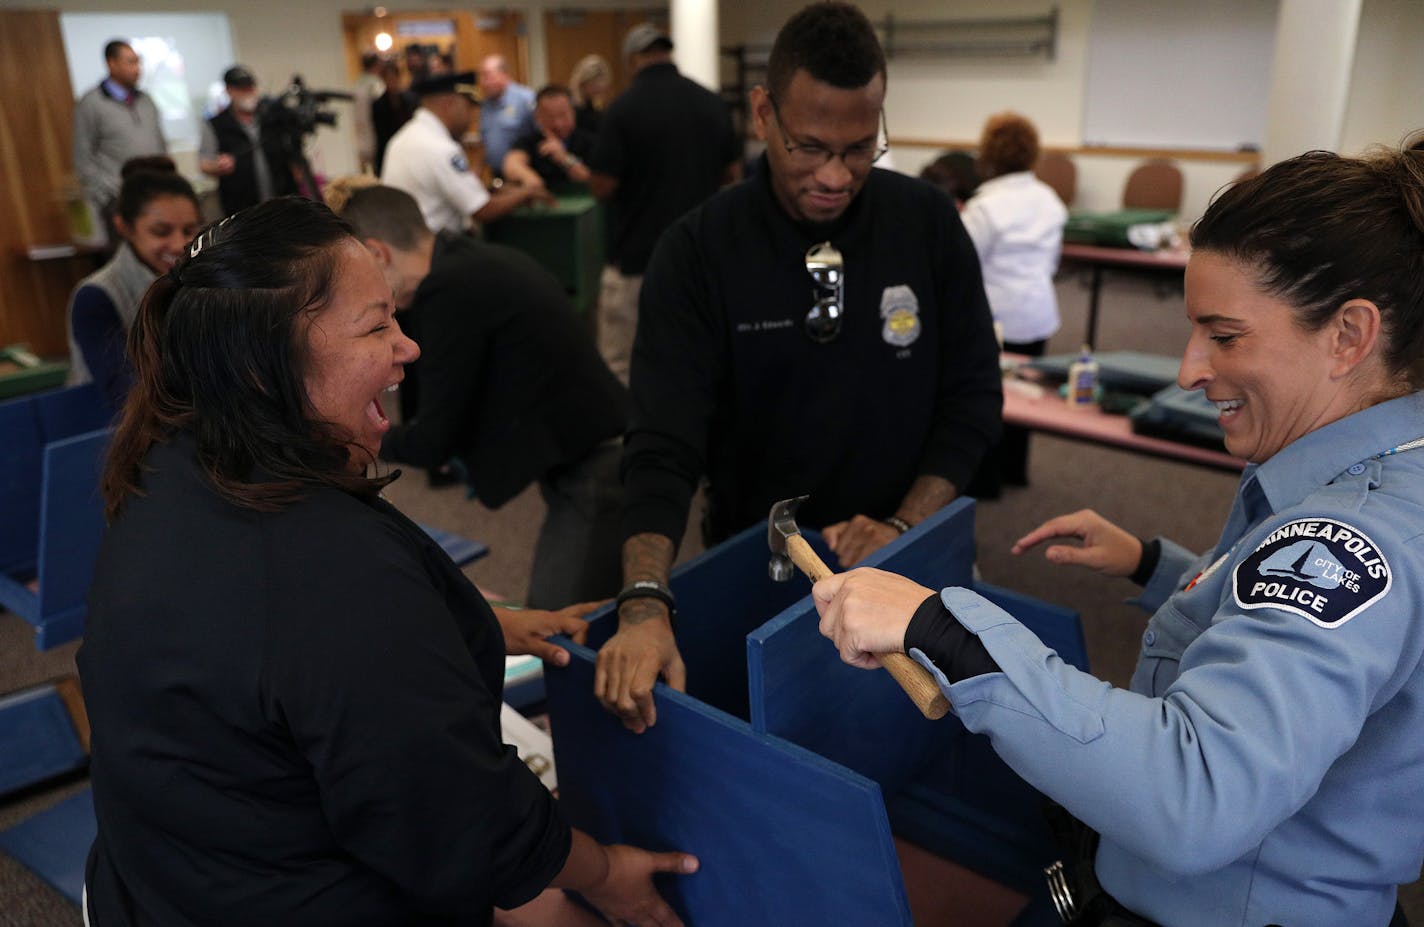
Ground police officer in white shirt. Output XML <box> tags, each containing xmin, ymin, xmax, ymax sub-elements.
<box><xmin>381</xmin><ymin>72</ymin><xmax>549</xmax><ymax>236</ymax></box>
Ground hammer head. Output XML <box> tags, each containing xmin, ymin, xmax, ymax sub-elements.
<box><xmin>767</xmin><ymin>494</ymin><xmax>810</xmax><ymax>582</ymax></box>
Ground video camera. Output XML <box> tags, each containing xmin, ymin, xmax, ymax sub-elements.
<box><xmin>259</xmin><ymin>75</ymin><xmax>352</xmax><ymax>158</ymax></box>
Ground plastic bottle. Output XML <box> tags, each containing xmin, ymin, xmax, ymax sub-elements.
<box><xmin>1068</xmin><ymin>344</ymin><xmax>1099</xmax><ymax>407</ymax></box>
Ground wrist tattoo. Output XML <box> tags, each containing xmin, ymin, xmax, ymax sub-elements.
<box><xmin>619</xmin><ymin>597</ymin><xmax>669</xmax><ymax>625</ymax></box>
<box><xmin>620</xmin><ymin>532</ymin><xmax>674</xmax><ymax>626</ymax></box>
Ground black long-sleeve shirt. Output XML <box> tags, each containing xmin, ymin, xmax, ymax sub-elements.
<box><xmin>380</xmin><ymin>234</ymin><xmax>627</xmax><ymax>508</ymax></box>
<box><xmin>623</xmin><ymin>159</ymin><xmax>1003</xmax><ymax>545</ymax></box>
<box><xmin>587</xmin><ymin>62</ymin><xmax>740</xmax><ymax>275</ymax></box>
<box><xmin>78</xmin><ymin>436</ymin><xmax>569</xmax><ymax>925</ymax></box>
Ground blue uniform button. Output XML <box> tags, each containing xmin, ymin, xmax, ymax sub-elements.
<box><xmin>1347</xmin><ymin>463</ymin><xmax>1366</xmax><ymax>475</ymax></box>
<box><xmin>1143</xmin><ymin>630</ymin><xmax>1156</xmax><ymax>647</ymax></box>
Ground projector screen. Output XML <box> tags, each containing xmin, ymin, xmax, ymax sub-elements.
<box><xmin>61</xmin><ymin>12</ymin><xmax>235</xmax><ymax>151</ymax></box>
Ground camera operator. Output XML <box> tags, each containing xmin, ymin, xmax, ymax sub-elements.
<box><xmin>199</xmin><ymin>66</ymin><xmax>299</xmax><ymax>217</ymax></box>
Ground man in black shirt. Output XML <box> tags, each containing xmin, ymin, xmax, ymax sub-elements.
<box><xmin>595</xmin><ymin>2</ymin><xmax>1002</xmax><ymax>732</ymax></box>
<box><xmin>371</xmin><ymin>58</ymin><xmax>417</xmax><ymax>178</ymax></box>
<box><xmin>502</xmin><ymin>84</ymin><xmax>597</xmax><ymax>195</ymax></box>
<box><xmin>332</xmin><ymin>182</ymin><xmax>629</xmax><ymax>610</ymax></box>
<box><xmin>588</xmin><ymin>22</ymin><xmax>741</xmax><ymax>383</ymax></box>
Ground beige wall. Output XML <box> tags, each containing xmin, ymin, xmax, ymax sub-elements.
<box><xmin>721</xmin><ymin>0</ymin><xmax>1094</xmax><ymax>148</ymax></box>
<box><xmin>27</xmin><ymin>0</ymin><xmax>1423</xmax><ymax>220</ymax></box>
<box><xmin>1340</xmin><ymin>0</ymin><xmax>1424</xmax><ymax>156</ymax></box>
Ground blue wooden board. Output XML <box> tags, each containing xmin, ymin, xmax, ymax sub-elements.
<box><xmin>745</xmin><ymin>501</ymin><xmax>1090</xmax><ymax>891</ymax></box>
<box><xmin>0</xmin><ymin>382</ymin><xmax>109</xmax><ymax>581</ymax></box>
<box><xmin>33</xmin><ymin>383</ymin><xmax>110</xmax><ymax>443</ymax></box>
<box><xmin>545</xmin><ymin>641</ymin><xmax>912</xmax><ymax>926</ymax></box>
<box><xmin>747</xmin><ymin>499</ymin><xmax>977</xmax><ymax>792</ymax></box>
<box><xmin>0</xmin><ymin>686</ymin><xmax>87</xmax><ymax>798</ymax></box>
<box><xmin>887</xmin><ymin>583</ymin><xmax>1088</xmax><ymax>892</ymax></box>
<box><xmin>0</xmin><ymin>428</ymin><xmax>111</xmax><ymax>650</ymax></box>
<box><xmin>0</xmin><ymin>787</ymin><xmax>95</xmax><ymax>906</ymax></box>
<box><xmin>579</xmin><ymin>521</ymin><xmax>831</xmax><ymax>722</ymax></box>
<box><xmin>0</xmin><ymin>391</ymin><xmax>47</xmax><ymax>572</ymax></box>
<box><xmin>416</xmin><ymin>523</ymin><xmax>489</xmax><ymax>568</ymax></box>
<box><xmin>546</xmin><ymin>496</ymin><xmax>1092</xmax><ymax>913</ymax></box>
<box><xmin>36</xmin><ymin>430</ymin><xmax>110</xmax><ymax>632</ymax></box>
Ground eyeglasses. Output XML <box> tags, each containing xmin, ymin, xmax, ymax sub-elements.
<box><xmin>804</xmin><ymin>241</ymin><xmax>844</xmax><ymax>343</ymax></box>
<box><xmin>768</xmin><ymin>94</ymin><xmax>889</xmax><ymax>172</ymax></box>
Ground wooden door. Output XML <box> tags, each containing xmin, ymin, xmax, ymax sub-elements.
<box><xmin>543</xmin><ymin>9</ymin><xmax>669</xmax><ymax>98</ymax></box>
<box><xmin>342</xmin><ymin>9</ymin><xmax>527</xmax><ymax>178</ymax></box>
<box><xmin>0</xmin><ymin>10</ymin><xmax>94</xmax><ymax>356</ymax></box>
<box><xmin>342</xmin><ymin>10</ymin><xmax>527</xmax><ymax>83</ymax></box>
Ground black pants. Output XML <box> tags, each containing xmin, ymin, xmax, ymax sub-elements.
<box><xmin>527</xmin><ymin>442</ymin><xmax>624</xmax><ymax>610</ymax></box>
<box><xmin>965</xmin><ymin>337</ymin><xmax>1047</xmax><ymax>500</ymax></box>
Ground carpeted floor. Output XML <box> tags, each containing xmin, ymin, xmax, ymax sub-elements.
<box><xmin>2</xmin><ymin>268</ymin><xmax>1420</xmax><ymax>925</ymax></box>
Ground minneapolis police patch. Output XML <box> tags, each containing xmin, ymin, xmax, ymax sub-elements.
<box><xmin>1232</xmin><ymin>517</ymin><xmax>1391</xmax><ymax>629</ymax></box>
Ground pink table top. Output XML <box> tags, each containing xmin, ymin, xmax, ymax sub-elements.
<box><xmin>1059</xmin><ymin>242</ymin><xmax>1191</xmax><ymax>271</ymax></box>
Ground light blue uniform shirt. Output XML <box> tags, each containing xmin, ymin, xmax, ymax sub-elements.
<box><xmin>479</xmin><ymin>82</ymin><xmax>536</xmax><ymax>173</ymax></box>
<box><xmin>914</xmin><ymin>391</ymin><xmax>1424</xmax><ymax>926</ymax></box>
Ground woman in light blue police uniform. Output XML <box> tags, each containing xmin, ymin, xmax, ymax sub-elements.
<box><xmin>813</xmin><ymin>136</ymin><xmax>1424</xmax><ymax>927</ymax></box>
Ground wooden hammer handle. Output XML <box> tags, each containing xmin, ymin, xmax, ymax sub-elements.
<box><xmin>786</xmin><ymin>535</ymin><xmax>950</xmax><ymax>721</ymax></box>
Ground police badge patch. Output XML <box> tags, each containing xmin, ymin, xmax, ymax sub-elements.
<box><xmin>880</xmin><ymin>285</ymin><xmax>921</xmax><ymax>347</ymax></box>
<box><xmin>1232</xmin><ymin>518</ymin><xmax>1391</xmax><ymax>629</ymax></box>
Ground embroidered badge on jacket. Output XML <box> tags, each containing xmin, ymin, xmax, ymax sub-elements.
<box><xmin>1232</xmin><ymin>517</ymin><xmax>1391</xmax><ymax>628</ymax></box>
<box><xmin>450</xmin><ymin>153</ymin><xmax>470</xmax><ymax>173</ymax></box>
<box><xmin>880</xmin><ymin>285</ymin><xmax>921</xmax><ymax>347</ymax></box>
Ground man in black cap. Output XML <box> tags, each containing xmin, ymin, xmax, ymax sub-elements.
<box><xmin>587</xmin><ymin>22</ymin><xmax>741</xmax><ymax>384</ymax></box>
<box><xmin>199</xmin><ymin>66</ymin><xmax>298</xmax><ymax>217</ymax></box>
<box><xmin>381</xmin><ymin>71</ymin><xmax>549</xmax><ymax>236</ymax></box>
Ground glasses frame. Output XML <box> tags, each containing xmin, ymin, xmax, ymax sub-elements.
<box><xmin>766</xmin><ymin>92</ymin><xmax>890</xmax><ymax>171</ymax></box>
<box><xmin>804</xmin><ymin>241</ymin><xmax>845</xmax><ymax>344</ymax></box>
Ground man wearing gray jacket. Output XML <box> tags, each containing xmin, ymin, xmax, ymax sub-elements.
<box><xmin>72</xmin><ymin>40</ymin><xmax>167</xmax><ymax>230</ymax></box>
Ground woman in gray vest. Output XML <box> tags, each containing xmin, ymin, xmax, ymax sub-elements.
<box><xmin>66</xmin><ymin>157</ymin><xmax>201</xmax><ymax>411</ymax></box>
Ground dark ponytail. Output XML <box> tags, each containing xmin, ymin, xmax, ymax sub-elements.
<box><xmin>1192</xmin><ymin>131</ymin><xmax>1424</xmax><ymax>390</ymax></box>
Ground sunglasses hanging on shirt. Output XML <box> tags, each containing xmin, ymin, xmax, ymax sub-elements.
<box><xmin>804</xmin><ymin>241</ymin><xmax>844</xmax><ymax>343</ymax></box>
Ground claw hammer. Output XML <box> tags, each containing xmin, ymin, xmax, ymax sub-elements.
<box><xmin>767</xmin><ymin>495</ymin><xmax>949</xmax><ymax>720</ymax></box>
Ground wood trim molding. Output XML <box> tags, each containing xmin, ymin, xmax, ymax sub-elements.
<box><xmin>890</xmin><ymin>138</ymin><xmax>1261</xmax><ymax>165</ymax></box>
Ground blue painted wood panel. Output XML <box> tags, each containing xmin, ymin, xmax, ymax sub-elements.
<box><xmin>0</xmin><ymin>788</ymin><xmax>94</xmax><ymax>905</ymax></box>
<box><xmin>545</xmin><ymin>642</ymin><xmax>912</xmax><ymax>926</ymax></box>
<box><xmin>0</xmin><ymin>383</ymin><xmax>109</xmax><ymax>575</ymax></box>
<box><xmin>888</xmin><ymin>583</ymin><xmax>1089</xmax><ymax>892</ymax></box>
<box><xmin>416</xmin><ymin>523</ymin><xmax>489</xmax><ymax>568</ymax></box>
<box><xmin>33</xmin><ymin>383</ymin><xmax>110</xmax><ymax>443</ymax></box>
<box><xmin>746</xmin><ymin>499</ymin><xmax>978</xmax><ymax>791</ymax></box>
<box><xmin>0</xmin><ymin>426</ymin><xmax>111</xmax><ymax>649</ymax></box>
<box><xmin>0</xmin><ymin>393</ymin><xmax>47</xmax><ymax>572</ymax></box>
<box><xmin>0</xmin><ymin>686</ymin><xmax>87</xmax><ymax>798</ymax></box>
<box><xmin>579</xmin><ymin>522</ymin><xmax>832</xmax><ymax>722</ymax></box>
<box><xmin>547</xmin><ymin>496</ymin><xmax>1091</xmax><ymax>913</ymax></box>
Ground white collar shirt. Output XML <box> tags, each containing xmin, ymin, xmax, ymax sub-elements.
<box><xmin>380</xmin><ymin>108</ymin><xmax>490</xmax><ymax>236</ymax></box>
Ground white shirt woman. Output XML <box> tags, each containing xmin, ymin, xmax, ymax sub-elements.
<box><xmin>959</xmin><ymin>170</ymin><xmax>1068</xmax><ymax>345</ymax></box>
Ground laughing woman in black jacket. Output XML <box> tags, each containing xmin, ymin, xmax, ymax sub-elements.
<box><xmin>78</xmin><ymin>196</ymin><xmax>697</xmax><ymax>926</ymax></box>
